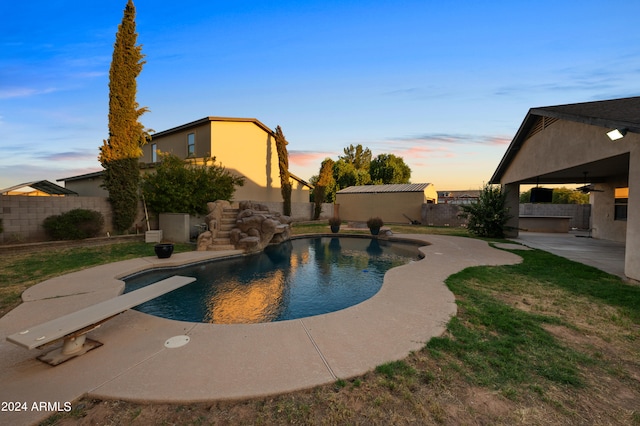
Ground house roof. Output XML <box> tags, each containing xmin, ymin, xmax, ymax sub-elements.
<box><xmin>337</xmin><ymin>183</ymin><xmax>432</xmax><ymax>194</ymax></box>
<box><xmin>288</xmin><ymin>172</ymin><xmax>313</xmax><ymax>189</ymax></box>
<box><xmin>0</xmin><ymin>180</ymin><xmax>78</xmax><ymax>196</ymax></box>
<box><xmin>57</xmin><ymin>165</ymin><xmax>315</xmax><ymax>191</ymax></box>
<box><xmin>151</xmin><ymin>117</ymin><xmax>274</xmax><ymax>139</ymax></box>
<box><xmin>490</xmin><ymin>96</ymin><xmax>640</xmax><ymax>184</ymax></box>
<box><xmin>57</xmin><ymin>170</ymin><xmax>105</xmax><ymax>182</ymax></box>
<box><xmin>438</xmin><ymin>190</ymin><xmax>481</xmax><ymax>198</ymax></box>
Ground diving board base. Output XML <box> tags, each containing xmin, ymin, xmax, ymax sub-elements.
<box><xmin>38</xmin><ymin>338</ymin><xmax>103</xmax><ymax>366</ymax></box>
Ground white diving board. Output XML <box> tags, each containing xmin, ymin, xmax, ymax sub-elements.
<box><xmin>6</xmin><ymin>275</ymin><xmax>195</xmax><ymax>365</ymax></box>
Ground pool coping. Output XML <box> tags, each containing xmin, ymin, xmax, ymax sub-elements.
<box><xmin>0</xmin><ymin>234</ymin><xmax>522</xmax><ymax>425</ymax></box>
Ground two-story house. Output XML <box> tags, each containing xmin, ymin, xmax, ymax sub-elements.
<box><xmin>60</xmin><ymin>116</ymin><xmax>310</xmax><ymax>204</ymax></box>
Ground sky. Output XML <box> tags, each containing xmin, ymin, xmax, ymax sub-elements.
<box><xmin>2</xmin><ymin>0</ymin><xmax>640</xmax><ymax>191</ymax></box>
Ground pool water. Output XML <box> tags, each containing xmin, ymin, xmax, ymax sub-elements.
<box><xmin>124</xmin><ymin>237</ymin><xmax>423</xmax><ymax>324</ymax></box>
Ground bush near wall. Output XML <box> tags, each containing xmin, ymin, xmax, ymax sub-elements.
<box><xmin>42</xmin><ymin>209</ymin><xmax>105</xmax><ymax>240</ymax></box>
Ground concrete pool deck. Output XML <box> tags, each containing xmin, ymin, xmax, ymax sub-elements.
<box><xmin>0</xmin><ymin>235</ymin><xmax>522</xmax><ymax>425</ymax></box>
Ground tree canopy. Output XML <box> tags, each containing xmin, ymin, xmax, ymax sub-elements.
<box><xmin>340</xmin><ymin>144</ymin><xmax>372</xmax><ymax>170</ymax></box>
<box><xmin>370</xmin><ymin>153</ymin><xmax>411</xmax><ymax>184</ymax></box>
<box><xmin>310</xmin><ymin>144</ymin><xmax>411</xmax><ymax>204</ymax></box>
<box><xmin>520</xmin><ymin>187</ymin><xmax>589</xmax><ymax>204</ymax></box>
<box><xmin>141</xmin><ymin>154</ymin><xmax>244</xmax><ymax>216</ymax></box>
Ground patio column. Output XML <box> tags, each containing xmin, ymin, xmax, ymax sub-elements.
<box><xmin>625</xmin><ymin>149</ymin><xmax>640</xmax><ymax>281</ymax></box>
<box><xmin>503</xmin><ymin>183</ymin><xmax>520</xmax><ymax>238</ymax></box>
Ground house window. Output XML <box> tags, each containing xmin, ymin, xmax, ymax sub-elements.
<box><xmin>187</xmin><ymin>133</ymin><xmax>195</xmax><ymax>157</ymax></box>
<box><xmin>151</xmin><ymin>143</ymin><xmax>157</xmax><ymax>162</ymax></box>
<box><xmin>614</xmin><ymin>187</ymin><xmax>628</xmax><ymax>221</ymax></box>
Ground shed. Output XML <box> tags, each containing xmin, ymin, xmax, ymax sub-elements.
<box><xmin>336</xmin><ymin>183</ymin><xmax>437</xmax><ymax>224</ymax></box>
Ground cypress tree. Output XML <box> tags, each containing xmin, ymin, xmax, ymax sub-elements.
<box><xmin>99</xmin><ymin>0</ymin><xmax>148</xmax><ymax>232</ymax></box>
<box><xmin>275</xmin><ymin>125</ymin><xmax>292</xmax><ymax>216</ymax></box>
<box><xmin>314</xmin><ymin>158</ymin><xmax>335</xmax><ymax>219</ymax></box>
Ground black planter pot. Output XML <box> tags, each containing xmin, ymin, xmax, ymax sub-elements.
<box><xmin>369</xmin><ymin>227</ymin><xmax>380</xmax><ymax>235</ymax></box>
<box><xmin>154</xmin><ymin>243</ymin><xmax>174</xmax><ymax>259</ymax></box>
<box><xmin>330</xmin><ymin>225</ymin><xmax>340</xmax><ymax>233</ymax></box>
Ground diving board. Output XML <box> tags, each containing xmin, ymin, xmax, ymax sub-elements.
<box><xmin>7</xmin><ymin>275</ymin><xmax>195</xmax><ymax>365</ymax></box>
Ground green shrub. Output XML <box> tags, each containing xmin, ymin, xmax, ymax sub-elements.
<box><xmin>141</xmin><ymin>153</ymin><xmax>244</xmax><ymax>216</ymax></box>
<box><xmin>42</xmin><ymin>209</ymin><xmax>105</xmax><ymax>240</ymax></box>
<box><xmin>459</xmin><ymin>184</ymin><xmax>512</xmax><ymax>238</ymax></box>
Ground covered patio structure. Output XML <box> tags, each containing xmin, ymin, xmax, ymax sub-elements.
<box><xmin>490</xmin><ymin>96</ymin><xmax>640</xmax><ymax>281</ymax></box>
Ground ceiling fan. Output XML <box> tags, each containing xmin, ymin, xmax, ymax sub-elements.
<box><xmin>576</xmin><ymin>171</ymin><xmax>604</xmax><ymax>194</ymax></box>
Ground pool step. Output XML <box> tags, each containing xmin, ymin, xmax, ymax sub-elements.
<box><xmin>220</xmin><ymin>218</ymin><xmax>236</xmax><ymax>227</ymax></box>
<box><xmin>210</xmin><ymin>244</ymin><xmax>236</xmax><ymax>251</ymax></box>
<box><xmin>219</xmin><ymin>208</ymin><xmax>239</xmax><ymax>233</ymax></box>
<box><xmin>206</xmin><ymin>207</ymin><xmax>241</xmax><ymax>252</ymax></box>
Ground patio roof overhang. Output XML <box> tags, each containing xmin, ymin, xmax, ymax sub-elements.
<box><xmin>490</xmin><ymin>96</ymin><xmax>640</xmax><ymax>186</ymax></box>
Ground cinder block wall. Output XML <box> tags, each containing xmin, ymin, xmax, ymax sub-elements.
<box><xmin>0</xmin><ymin>196</ymin><xmax>115</xmax><ymax>243</ymax></box>
<box><xmin>422</xmin><ymin>204</ymin><xmax>468</xmax><ymax>227</ymax></box>
<box><xmin>422</xmin><ymin>203</ymin><xmax>591</xmax><ymax>229</ymax></box>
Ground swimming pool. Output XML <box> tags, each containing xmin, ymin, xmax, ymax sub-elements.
<box><xmin>124</xmin><ymin>236</ymin><xmax>423</xmax><ymax>324</ymax></box>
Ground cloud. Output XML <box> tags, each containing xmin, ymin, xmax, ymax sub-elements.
<box><xmin>35</xmin><ymin>149</ymin><xmax>98</xmax><ymax>162</ymax></box>
<box><xmin>288</xmin><ymin>150</ymin><xmax>333</xmax><ymax>167</ymax></box>
<box><xmin>399</xmin><ymin>145</ymin><xmax>456</xmax><ymax>159</ymax></box>
<box><xmin>377</xmin><ymin>133</ymin><xmax>511</xmax><ymax>150</ymax></box>
<box><xmin>493</xmin><ymin>65</ymin><xmax>627</xmax><ymax>99</ymax></box>
<box><xmin>0</xmin><ymin>86</ymin><xmax>59</xmax><ymax>99</ymax></box>
<box><xmin>361</xmin><ymin>132</ymin><xmax>512</xmax><ymax>167</ymax></box>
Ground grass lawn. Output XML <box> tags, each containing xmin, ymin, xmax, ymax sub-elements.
<box><xmin>0</xmin><ymin>241</ymin><xmax>194</xmax><ymax>318</ymax></box>
<box><xmin>1</xmin><ymin>225</ymin><xmax>638</xmax><ymax>425</ymax></box>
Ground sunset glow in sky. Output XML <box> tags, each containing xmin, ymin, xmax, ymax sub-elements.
<box><xmin>2</xmin><ymin>0</ymin><xmax>640</xmax><ymax>190</ymax></box>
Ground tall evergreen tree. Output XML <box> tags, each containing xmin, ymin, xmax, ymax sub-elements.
<box><xmin>313</xmin><ymin>158</ymin><xmax>335</xmax><ymax>219</ymax></box>
<box><xmin>99</xmin><ymin>0</ymin><xmax>148</xmax><ymax>232</ymax></box>
<box><xmin>274</xmin><ymin>125</ymin><xmax>292</xmax><ymax>216</ymax></box>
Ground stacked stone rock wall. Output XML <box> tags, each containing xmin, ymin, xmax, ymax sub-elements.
<box><xmin>230</xmin><ymin>201</ymin><xmax>292</xmax><ymax>253</ymax></box>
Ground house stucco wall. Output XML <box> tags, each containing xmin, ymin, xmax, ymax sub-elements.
<box><xmin>141</xmin><ymin>121</ymin><xmax>212</xmax><ymax>161</ymax></box>
<box><xmin>590</xmin><ymin>178</ymin><xmax>628</xmax><ymax>242</ymax></box>
<box><xmin>625</xmin><ymin>148</ymin><xmax>640</xmax><ymax>280</ymax></box>
<box><xmin>63</xmin><ymin>177</ymin><xmax>109</xmax><ymax>197</ymax></box>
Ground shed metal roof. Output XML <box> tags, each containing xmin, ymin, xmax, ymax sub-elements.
<box><xmin>337</xmin><ymin>183</ymin><xmax>432</xmax><ymax>194</ymax></box>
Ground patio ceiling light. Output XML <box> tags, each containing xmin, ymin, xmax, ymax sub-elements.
<box><xmin>607</xmin><ymin>128</ymin><xmax>627</xmax><ymax>141</ymax></box>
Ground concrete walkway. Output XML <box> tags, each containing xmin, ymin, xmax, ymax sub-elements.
<box><xmin>513</xmin><ymin>231</ymin><xmax>627</xmax><ymax>279</ymax></box>
<box><xmin>0</xmin><ymin>235</ymin><xmax>521</xmax><ymax>425</ymax></box>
